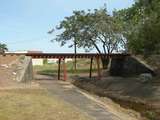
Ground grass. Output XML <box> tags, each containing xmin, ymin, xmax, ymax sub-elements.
<box><xmin>34</xmin><ymin>59</ymin><xmax>101</xmax><ymax>76</ymax></box>
<box><xmin>145</xmin><ymin>111</ymin><xmax>157</xmax><ymax>120</ymax></box>
<box><xmin>0</xmin><ymin>89</ymin><xmax>91</xmax><ymax>120</ymax></box>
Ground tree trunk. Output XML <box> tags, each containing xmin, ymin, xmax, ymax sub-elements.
<box><xmin>74</xmin><ymin>41</ymin><xmax>77</xmax><ymax>71</ymax></box>
<box><xmin>101</xmin><ymin>55</ymin><xmax>110</xmax><ymax>69</ymax></box>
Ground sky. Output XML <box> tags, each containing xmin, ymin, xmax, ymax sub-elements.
<box><xmin>0</xmin><ymin>0</ymin><xmax>134</xmax><ymax>53</ymax></box>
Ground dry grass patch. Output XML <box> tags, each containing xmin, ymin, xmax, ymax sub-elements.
<box><xmin>0</xmin><ymin>89</ymin><xmax>91</xmax><ymax>120</ymax></box>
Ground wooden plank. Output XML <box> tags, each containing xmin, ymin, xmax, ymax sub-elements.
<box><xmin>4</xmin><ymin>53</ymin><xmax>131</xmax><ymax>59</ymax></box>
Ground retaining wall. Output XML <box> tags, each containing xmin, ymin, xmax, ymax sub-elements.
<box><xmin>15</xmin><ymin>56</ymin><xmax>33</xmax><ymax>82</ymax></box>
<box><xmin>110</xmin><ymin>56</ymin><xmax>154</xmax><ymax>76</ymax></box>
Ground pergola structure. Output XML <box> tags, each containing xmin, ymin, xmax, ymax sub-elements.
<box><xmin>4</xmin><ymin>53</ymin><xmax>130</xmax><ymax>81</ymax></box>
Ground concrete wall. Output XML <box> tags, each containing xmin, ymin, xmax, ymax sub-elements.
<box><xmin>32</xmin><ymin>59</ymin><xmax>43</xmax><ymax>66</ymax></box>
<box><xmin>47</xmin><ymin>58</ymin><xmax>73</xmax><ymax>64</ymax></box>
<box><xmin>16</xmin><ymin>56</ymin><xmax>33</xmax><ymax>82</ymax></box>
<box><xmin>32</xmin><ymin>58</ymin><xmax>73</xmax><ymax>65</ymax></box>
<box><xmin>110</xmin><ymin>56</ymin><xmax>154</xmax><ymax>76</ymax></box>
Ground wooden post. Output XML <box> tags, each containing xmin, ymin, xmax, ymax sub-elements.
<box><xmin>58</xmin><ymin>58</ymin><xmax>61</xmax><ymax>80</ymax></box>
<box><xmin>74</xmin><ymin>55</ymin><xmax>77</xmax><ymax>72</ymax></box>
<box><xmin>63</xmin><ymin>58</ymin><xmax>67</xmax><ymax>81</ymax></box>
<box><xmin>89</xmin><ymin>57</ymin><xmax>93</xmax><ymax>78</ymax></box>
<box><xmin>96</xmin><ymin>57</ymin><xmax>101</xmax><ymax>80</ymax></box>
<box><xmin>74</xmin><ymin>41</ymin><xmax>77</xmax><ymax>72</ymax></box>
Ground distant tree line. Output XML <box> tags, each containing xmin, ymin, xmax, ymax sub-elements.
<box><xmin>0</xmin><ymin>43</ymin><xmax>8</xmax><ymax>54</ymax></box>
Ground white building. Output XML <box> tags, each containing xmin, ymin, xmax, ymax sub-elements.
<box><xmin>47</xmin><ymin>59</ymin><xmax>58</xmax><ymax>64</ymax></box>
<box><xmin>32</xmin><ymin>59</ymin><xmax>43</xmax><ymax>66</ymax></box>
<box><xmin>28</xmin><ymin>51</ymin><xmax>44</xmax><ymax>66</ymax></box>
<box><xmin>47</xmin><ymin>58</ymin><xmax>73</xmax><ymax>64</ymax></box>
<box><xmin>7</xmin><ymin>50</ymin><xmax>44</xmax><ymax>66</ymax></box>
<box><xmin>6</xmin><ymin>50</ymin><xmax>73</xmax><ymax>66</ymax></box>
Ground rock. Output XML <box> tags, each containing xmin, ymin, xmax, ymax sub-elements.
<box><xmin>12</xmin><ymin>72</ymin><xmax>17</xmax><ymax>75</ymax></box>
<box><xmin>139</xmin><ymin>73</ymin><xmax>153</xmax><ymax>83</ymax></box>
<box><xmin>1</xmin><ymin>64</ymin><xmax>9</xmax><ymax>68</ymax></box>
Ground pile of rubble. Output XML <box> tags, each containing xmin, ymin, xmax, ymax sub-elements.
<box><xmin>0</xmin><ymin>55</ymin><xmax>33</xmax><ymax>87</ymax></box>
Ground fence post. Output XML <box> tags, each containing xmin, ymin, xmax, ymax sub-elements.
<box><xmin>58</xmin><ymin>58</ymin><xmax>61</xmax><ymax>80</ymax></box>
<box><xmin>89</xmin><ymin>57</ymin><xmax>93</xmax><ymax>78</ymax></box>
<box><xmin>96</xmin><ymin>56</ymin><xmax>101</xmax><ymax>80</ymax></box>
<box><xmin>63</xmin><ymin>58</ymin><xmax>67</xmax><ymax>81</ymax></box>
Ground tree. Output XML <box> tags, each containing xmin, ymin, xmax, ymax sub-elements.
<box><xmin>115</xmin><ymin>0</ymin><xmax>160</xmax><ymax>55</ymax></box>
<box><xmin>51</xmin><ymin>7</ymin><xmax>126</xmax><ymax>69</ymax></box>
<box><xmin>0</xmin><ymin>43</ymin><xmax>8</xmax><ymax>54</ymax></box>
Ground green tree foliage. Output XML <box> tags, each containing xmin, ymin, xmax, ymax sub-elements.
<box><xmin>0</xmin><ymin>43</ymin><xmax>8</xmax><ymax>54</ymax></box>
<box><xmin>54</xmin><ymin>8</ymin><xmax>125</xmax><ymax>54</ymax></box>
<box><xmin>115</xmin><ymin>0</ymin><xmax>160</xmax><ymax>55</ymax></box>
<box><xmin>51</xmin><ymin>7</ymin><xmax>126</xmax><ymax>68</ymax></box>
<box><xmin>43</xmin><ymin>58</ymin><xmax>48</xmax><ymax>65</ymax></box>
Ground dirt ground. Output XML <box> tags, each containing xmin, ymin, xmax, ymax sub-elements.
<box><xmin>0</xmin><ymin>55</ymin><xmax>18</xmax><ymax>64</ymax></box>
<box><xmin>0</xmin><ymin>55</ymin><xmax>19</xmax><ymax>87</ymax></box>
<box><xmin>72</xmin><ymin>74</ymin><xmax>160</xmax><ymax>120</ymax></box>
